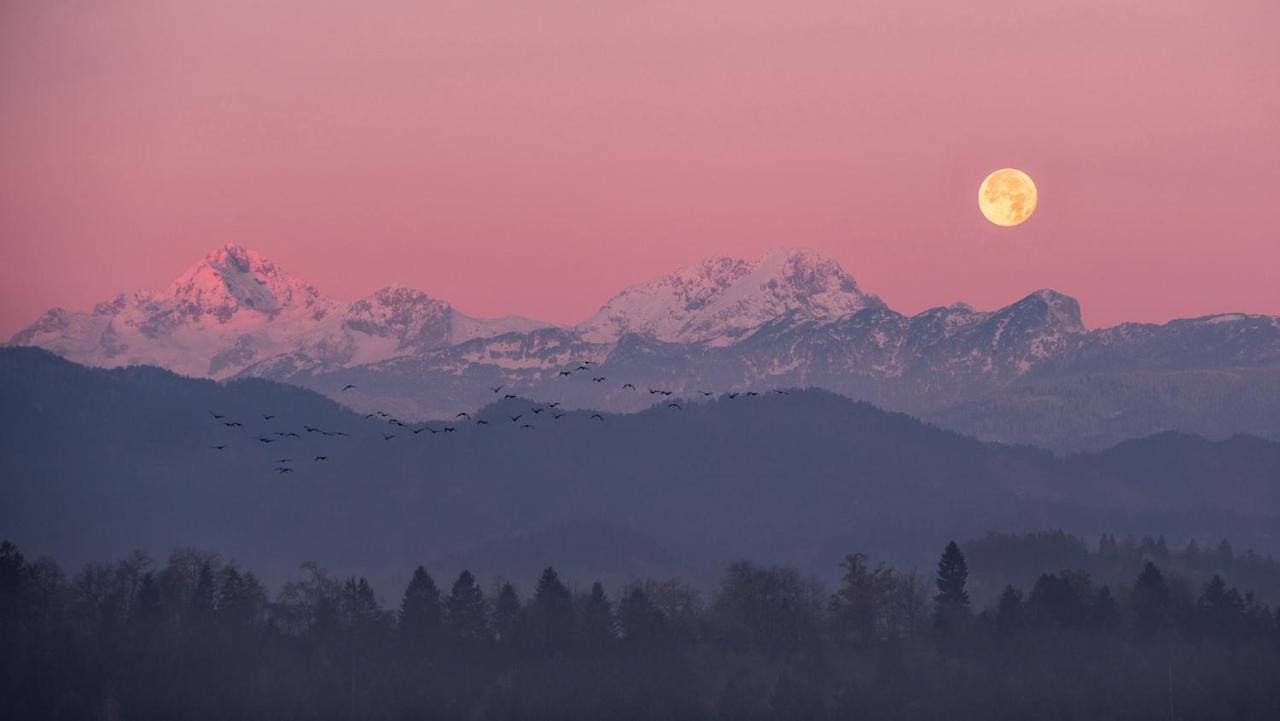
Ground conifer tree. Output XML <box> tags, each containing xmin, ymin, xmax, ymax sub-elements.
<box><xmin>579</xmin><ymin>581</ymin><xmax>616</xmax><ymax>645</ymax></box>
<box><xmin>398</xmin><ymin>566</ymin><xmax>442</xmax><ymax>644</ymax></box>
<box><xmin>492</xmin><ymin>582</ymin><xmax>522</xmax><ymax>643</ymax></box>
<box><xmin>933</xmin><ymin>541</ymin><xmax>970</xmax><ymax>630</ymax></box>
<box><xmin>446</xmin><ymin>570</ymin><xmax>488</xmax><ymax>642</ymax></box>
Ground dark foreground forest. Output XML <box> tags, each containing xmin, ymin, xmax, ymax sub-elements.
<box><xmin>3</xmin><ymin>537</ymin><xmax>1279</xmax><ymax>721</ymax></box>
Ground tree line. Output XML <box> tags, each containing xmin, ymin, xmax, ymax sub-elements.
<box><xmin>3</xmin><ymin>538</ymin><xmax>1279</xmax><ymax>720</ymax></box>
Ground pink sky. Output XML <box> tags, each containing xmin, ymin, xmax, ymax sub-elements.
<box><xmin>1</xmin><ymin>0</ymin><xmax>1277</xmax><ymax>335</ymax></box>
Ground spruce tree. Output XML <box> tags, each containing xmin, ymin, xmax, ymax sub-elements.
<box><xmin>933</xmin><ymin>541</ymin><xmax>970</xmax><ymax>630</ymax></box>
<box><xmin>398</xmin><ymin>566</ymin><xmax>442</xmax><ymax>644</ymax></box>
<box><xmin>579</xmin><ymin>581</ymin><xmax>616</xmax><ymax>645</ymax></box>
<box><xmin>1131</xmin><ymin>562</ymin><xmax>1170</xmax><ymax>637</ymax></box>
<box><xmin>446</xmin><ymin>570</ymin><xmax>488</xmax><ymax>642</ymax></box>
<box><xmin>492</xmin><ymin>582</ymin><xmax>522</xmax><ymax>643</ymax></box>
<box><xmin>531</xmin><ymin>567</ymin><xmax>574</xmax><ymax>653</ymax></box>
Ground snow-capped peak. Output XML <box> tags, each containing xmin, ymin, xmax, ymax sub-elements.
<box><xmin>576</xmin><ymin>247</ymin><xmax>880</xmax><ymax>345</ymax></box>
<box><xmin>156</xmin><ymin>243</ymin><xmax>329</xmax><ymax>322</ymax></box>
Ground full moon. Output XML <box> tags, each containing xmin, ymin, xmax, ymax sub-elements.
<box><xmin>978</xmin><ymin>168</ymin><xmax>1038</xmax><ymax>227</ymax></box>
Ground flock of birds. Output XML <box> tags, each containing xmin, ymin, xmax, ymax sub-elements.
<box><xmin>209</xmin><ymin>359</ymin><xmax>791</xmax><ymax>475</ymax></box>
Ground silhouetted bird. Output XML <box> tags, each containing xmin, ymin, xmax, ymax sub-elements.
<box><xmin>274</xmin><ymin>458</ymin><xmax>292</xmax><ymax>463</ymax></box>
<box><xmin>273</xmin><ymin>432</ymin><xmax>289</xmax><ymax>437</ymax></box>
<box><xmin>592</xmin><ymin>377</ymin><xmax>606</xmax><ymax>382</ymax></box>
<box><xmin>411</xmin><ymin>428</ymin><xmax>427</xmax><ymax>434</ymax></box>
<box><xmin>456</xmin><ymin>412</ymin><xmax>470</xmax><ymax>419</ymax></box>
<box><xmin>305</xmin><ymin>425</ymin><xmax>319</xmax><ymax>433</ymax></box>
<box><xmin>547</xmin><ymin>401</ymin><xmax>561</xmax><ymax>408</ymax></box>
<box><xmin>746</xmin><ymin>391</ymin><xmax>760</xmax><ymax>397</ymax></box>
<box><xmin>476</xmin><ymin>420</ymin><xmax>489</xmax><ymax>425</ymax></box>
<box><xmin>314</xmin><ymin>456</ymin><xmax>328</xmax><ymax>461</ymax></box>
<box><xmin>263</xmin><ymin>414</ymin><xmax>275</xmax><ymax>420</ymax></box>
<box><xmin>558</xmin><ymin>371</ymin><xmax>572</xmax><ymax>377</ymax></box>
<box><xmin>531</xmin><ymin>407</ymin><xmax>544</xmax><ymax>414</ymax></box>
<box><xmin>341</xmin><ymin>384</ymin><xmax>356</xmax><ymax>391</ymax></box>
<box><xmin>521</xmin><ymin>424</ymin><xmax>534</xmax><ymax>429</ymax></box>
<box><xmin>210</xmin><ymin>411</ymin><xmax>225</xmax><ymax>420</ymax></box>
<box><xmin>284</xmin><ymin>432</ymin><xmax>300</xmax><ymax>438</ymax></box>
<box><xmin>727</xmin><ymin>393</ymin><xmax>739</xmax><ymax>399</ymax></box>
<box><xmin>553</xmin><ymin>413</ymin><xmax>566</xmax><ymax>420</ymax></box>
<box><xmin>504</xmin><ymin>394</ymin><xmax>518</xmax><ymax>399</ymax></box>
<box><xmin>257</xmin><ymin>437</ymin><xmax>275</xmax><ymax>444</ymax></box>
<box><xmin>427</xmin><ymin>428</ymin><xmax>441</xmax><ymax>435</ymax></box>
<box><xmin>224</xmin><ymin>422</ymin><xmax>243</xmax><ymax>427</ymax></box>
<box><xmin>648</xmin><ymin>388</ymin><xmax>660</xmax><ymax>395</ymax></box>
<box><xmin>382</xmin><ymin>434</ymin><xmax>396</xmax><ymax>441</ymax></box>
<box><xmin>661</xmin><ymin>391</ymin><xmax>672</xmax><ymax>396</ymax></box>
<box><xmin>773</xmin><ymin>389</ymin><xmax>790</xmax><ymax>395</ymax></box>
<box><xmin>623</xmin><ymin>383</ymin><xmax>636</xmax><ymax>390</ymax></box>
<box><xmin>212</xmin><ymin>445</ymin><xmax>227</xmax><ymax>451</ymax></box>
<box><xmin>509</xmin><ymin>415</ymin><xmax>522</xmax><ymax>422</ymax></box>
<box><xmin>443</xmin><ymin>427</ymin><xmax>456</xmax><ymax>433</ymax></box>
<box><xmin>701</xmin><ymin>391</ymin><xmax>714</xmax><ymax>396</ymax></box>
<box><xmin>667</xmin><ymin>403</ymin><xmax>682</xmax><ymax>410</ymax></box>
<box><xmin>591</xmin><ymin>414</ymin><xmax>604</xmax><ymax>421</ymax></box>
<box><xmin>274</xmin><ymin>467</ymin><xmax>294</xmax><ymax>474</ymax></box>
<box><xmin>490</xmin><ymin>385</ymin><xmax>504</xmax><ymax>393</ymax></box>
<box><xmin>376</xmin><ymin>411</ymin><xmax>390</xmax><ymax>417</ymax></box>
<box><xmin>576</xmin><ymin>365</ymin><xmax>590</xmax><ymax>371</ymax></box>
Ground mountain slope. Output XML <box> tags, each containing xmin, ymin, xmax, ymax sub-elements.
<box><xmin>10</xmin><ymin>245</ymin><xmax>1280</xmax><ymax>450</ymax></box>
<box><xmin>3</xmin><ymin>347</ymin><xmax>1277</xmax><ymax>589</ymax></box>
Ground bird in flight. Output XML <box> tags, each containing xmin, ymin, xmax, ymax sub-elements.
<box><xmin>263</xmin><ymin>414</ymin><xmax>275</xmax><ymax>420</ymax></box>
<box><xmin>667</xmin><ymin>403</ymin><xmax>682</xmax><ymax>410</ymax></box>
<box><xmin>773</xmin><ymin>389</ymin><xmax>790</xmax><ymax>395</ymax></box>
<box><xmin>257</xmin><ymin>437</ymin><xmax>275</xmax><ymax>444</ymax></box>
<box><xmin>746</xmin><ymin>391</ymin><xmax>760</xmax><ymax>397</ymax></box>
<box><xmin>411</xmin><ymin>427</ymin><xmax>427</xmax><ymax>435</ymax></box>
<box><xmin>476</xmin><ymin>419</ymin><xmax>489</xmax><ymax>425</ymax></box>
<box><xmin>701</xmin><ymin>391</ymin><xmax>714</xmax><ymax>397</ymax></box>
<box><xmin>341</xmin><ymin>384</ymin><xmax>356</xmax><ymax>392</ymax></box>
<box><xmin>727</xmin><ymin>393</ymin><xmax>740</xmax><ymax>399</ymax></box>
<box><xmin>274</xmin><ymin>467</ymin><xmax>295</xmax><ymax>474</ymax></box>
<box><xmin>520</xmin><ymin>424</ymin><xmax>534</xmax><ymax>429</ymax></box>
<box><xmin>576</xmin><ymin>365</ymin><xmax>590</xmax><ymax>371</ymax></box>
<box><xmin>364</xmin><ymin>413</ymin><xmax>378</xmax><ymax>419</ymax></box>
<box><xmin>553</xmin><ymin>413</ymin><xmax>565</xmax><ymax>420</ymax></box>
<box><xmin>283</xmin><ymin>432</ymin><xmax>300</xmax><ymax>438</ymax></box>
<box><xmin>547</xmin><ymin>401</ymin><xmax>561</xmax><ymax>408</ymax></box>
<box><xmin>212</xmin><ymin>444</ymin><xmax>227</xmax><ymax>451</ymax></box>
<box><xmin>489</xmin><ymin>385</ymin><xmax>504</xmax><ymax>393</ymax></box>
<box><xmin>509</xmin><ymin>415</ymin><xmax>522</xmax><ymax>422</ymax></box>
<box><xmin>531</xmin><ymin>407</ymin><xmax>544</xmax><ymax>414</ymax></box>
<box><xmin>558</xmin><ymin>370</ymin><xmax>572</xmax><ymax>377</ymax></box>
<box><xmin>456</xmin><ymin>412</ymin><xmax>470</xmax><ymax>419</ymax></box>
<box><xmin>504</xmin><ymin>394</ymin><xmax>518</xmax><ymax>400</ymax></box>
<box><xmin>591</xmin><ymin>414</ymin><xmax>604</xmax><ymax>422</ymax></box>
<box><xmin>592</xmin><ymin>377</ymin><xmax>606</xmax><ymax>383</ymax></box>
<box><xmin>224</xmin><ymin>421</ymin><xmax>243</xmax><ymax>428</ymax></box>
<box><xmin>304</xmin><ymin>425</ymin><xmax>319</xmax><ymax>433</ymax></box>
<box><xmin>443</xmin><ymin>427</ymin><xmax>456</xmax><ymax>433</ymax></box>
<box><xmin>210</xmin><ymin>411</ymin><xmax>225</xmax><ymax>420</ymax></box>
<box><xmin>314</xmin><ymin>456</ymin><xmax>328</xmax><ymax>462</ymax></box>
<box><xmin>274</xmin><ymin>458</ymin><xmax>293</xmax><ymax>464</ymax></box>
<box><xmin>382</xmin><ymin>434</ymin><xmax>397</xmax><ymax>441</ymax></box>
<box><xmin>623</xmin><ymin>383</ymin><xmax>636</xmax><ymax>390</ymax></box>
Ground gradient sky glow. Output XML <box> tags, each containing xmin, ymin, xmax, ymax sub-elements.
<box><xmin>1</xmin><ymin>0</ymin><xmax>1277</xmax><ymax>335</ymax></box>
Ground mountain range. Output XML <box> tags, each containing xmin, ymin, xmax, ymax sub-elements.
<box><xmin>3</xmin><ymin>346</ymin><xmax>1277</xmax><ymax>593</ymax></box>
<box><xmin>10</xmin><ymin>244</ymin><xmax>1280</xmax><ymax>450</ymax></box>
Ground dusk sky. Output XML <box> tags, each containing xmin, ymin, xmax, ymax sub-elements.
<box><xmin>1</xmin><ymin>0</ymin><xmax>1276</xmax><ymax>336</ymax></box>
